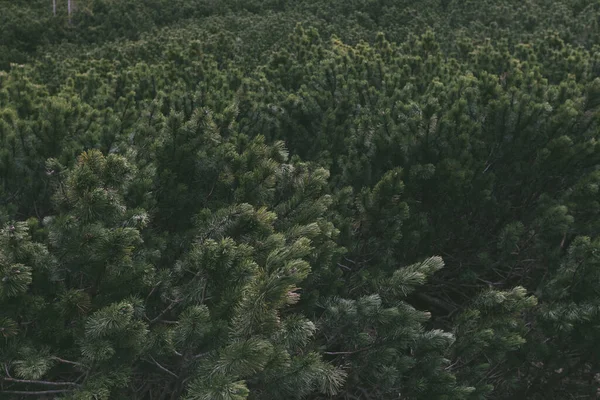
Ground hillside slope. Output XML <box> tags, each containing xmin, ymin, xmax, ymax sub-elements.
<box><xmin>1</xmin><ymin>1</ymin><xmax>600</xmax><ymax>399</ymax></box>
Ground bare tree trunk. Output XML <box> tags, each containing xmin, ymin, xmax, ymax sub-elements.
<box><xmin>53</xmin><ymin>0</ymin><xmax>56</xmax><ymax>16</ymax></box>
<box><xmin>67</xmin><ymin>0</ymin><xmax>72</xmax><ymax>24</ymax></box>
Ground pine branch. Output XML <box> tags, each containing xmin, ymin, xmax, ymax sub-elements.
<box><xmin>1</xmin><ymin>389</ymin><xmax>73</xmax><ymax>395</ymax></box>
<box><xmin>82</xmin><ymin>361</ymin><xmax>95</xmax><ymax>385</ymax></box>
<box><xmin>2</xmin><ymin>377</ymin><xmax>80</xmax><ymax>387</ymax></box>
<box><xmin>193</xmin><ymin>351</ymin><xmax>210</xmax><ymax>360</ymax></box>
<box><xmin>51</xmin><ymin>356</ymin><xmax>84</xmax><ymax>367</ymax></box>
<box><xmin>200</xmin><ymin>280</ymin><xmax>207</xmax><ymax>304</ymax></box>
<box><xmin>145</xmin><ymin>280</ymin><xmax>163</xmax><ymax>302</ymax></box>
<box><xmin>147</xmin><ymin>355</ymin><xmax>178</xmax><ymax>378</ymax></box>
<box><xmin>324</xmin><ymin>347</ymin><xmax>371</xmax><ymax>355</ymax></box>
<box><xmin>149</xmin><ymin>301</ymin><xmax>179</xmax><ymax>325</ymax></box>
<box><xmin>355</xmin><ymin>386</ymin><xmax>375</xmax><ymax>400</ymax></box>
<box><xmin>337</xmin><ymin>263</ymin><xmax>352</xmax><ymax>271</ymax></box>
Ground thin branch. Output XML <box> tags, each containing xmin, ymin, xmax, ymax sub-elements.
<box><xmin>204</xmin><ymin>180</ymin><xmax>217</xmax><ymax>203</ymax></box>
<box><xmin>445</xmin><ymin>358</ymin><xmax>462</xmax><ymax>371</ymax></box>
<box><xmin>82</xmin><ymin>360</ymin><xmax>95</xmax><ymax>385</ymax></box>
<box><xmin>74</xmin><ymin>373</ymin><xmax>87</xmax><ymax>384</ymax></box>
<box><xmin>200</xmin><ymin>279</ymin><xmax>207</xmax><ymax>305</ymax></box>
<box><xmin>2</xmin><ymin>377</ymin><xmax>79</xmax><ymax>387</ymax></box>
<box><xmin>323</xmin><ymin>347</ymin><xmax>371</xmax><ymax>355</ymax></box>
<box><xmin>33</xmin><ymin>200</ymin><xmax>41</xmax><ymax>220</ymax></box>
<box><xmin>51</xmin><ymin>356</ymin><xmax>84</xmax><ymax>367</ymax></box>
<box><xmin>357</xmin><ymin>386</ymin><xmax>375</xmax><ymax>400</ymax></box>
<box><xmin>193</xmin><ymin>351</ymin><xmax>210</xmax><ymax>360</ymax></box>
<box><xmin>145</xmin><ymin>280</ymin><xmax>162</xmax><ymax>303</ymax></box>
<box><xmin>1</xmin><ymin>389</ymin><xmax>73</xmax><ymax>395</ymax></box>
<box><xmin>148</xmin><ymin>355</ymin><xmax>178</xmax><ymax>378</ymax></box>
<box><xmin>560</xmin><ymin>231</ymin><xmax>567</xmax><ymax>249</ymax></box>
<box><xmin>149</xmin><ymin>301</ymin><xmax>179</xmax><ymax>325</ymax></box>
<box><xmin>337</xmin><ymin>263</ymin><xmax>352</xmax><ymax>271</ymax></box>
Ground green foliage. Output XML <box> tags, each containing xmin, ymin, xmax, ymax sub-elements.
<box><xmin>2</xmin><ymin>0</ymin><xmax>600</xmax><ymax>399</ymax></box>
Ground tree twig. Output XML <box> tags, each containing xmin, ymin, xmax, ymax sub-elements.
<box><xmin>149</xmin><ymin>301</ymin><xmax>179</xmax><ymax>325</ymax></box>
<box><xmin>51</xmin><ymin>356</ymin><xmax>84</xmax><ymax>367</ymax></box>
<box><xmin>324</xmin><ymin>347</ymin><xmax>371</xmax><ymax>355</ymax></box>
<box><xmin>148</xmin><ymin>355</ymin><xmax>178</xmax><ymax>378</ymax></box>
<box><xmin>2</xmin><ymin>377</ymin><xmax>79</xmax><ymax>387</ymax></box>
<box><xmin>193</xmin><ymin>351</ymin><xmax>210</xmax><ymax>360</ymax></box>
<box><xmin>1</xmin><ymin>389</ymin><xmax>73</xmax><ymax>395</ymax></box>
<box><xmin>337</xmin><ymin>263</ymin><xmax>352</xmax><ymax>271</ymax></box>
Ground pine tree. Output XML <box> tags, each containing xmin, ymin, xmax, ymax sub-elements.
<box><xmin>2</xmin><ymin>0</ymin><xmax>600</xmax><ymax>398</ymax></box>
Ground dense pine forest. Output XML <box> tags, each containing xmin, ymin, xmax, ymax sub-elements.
<box><xmin>1</xmin><ymin>0</ymin><xmax>600</xmax><ymax>399</ymax></box>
